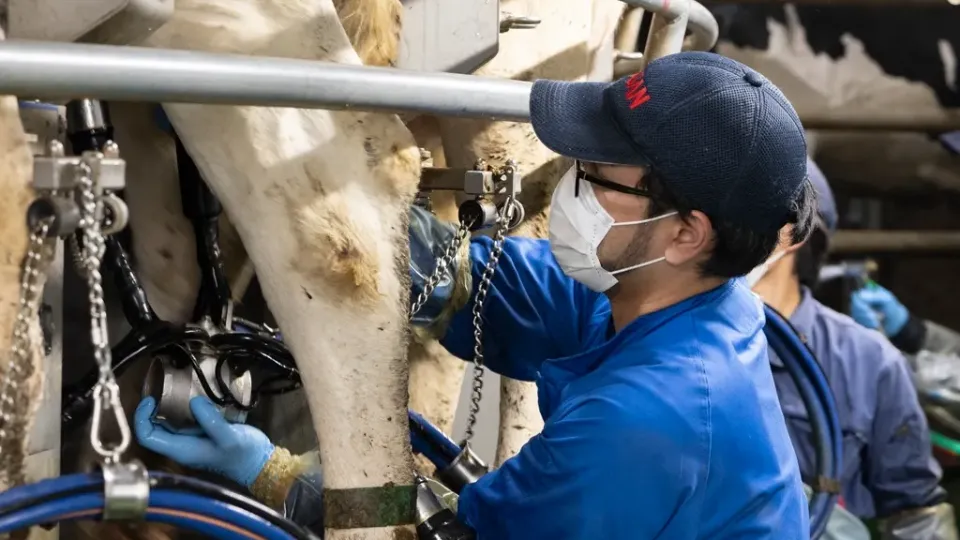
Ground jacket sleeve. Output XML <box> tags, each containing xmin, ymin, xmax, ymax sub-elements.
<box><xmin>409</xmin><ymin>205</ymin><xmax>604</xmax><ymax>381</ymax></box>
<box><xmin>456</xmin><ymin>393</ymin><xmax>701</xmax><ymax>539</ymax></box>
<box><xmin>866</xmin><ymin>346</ymin><xmax>946</xmax><ymax>517</ymax></box>
<box><xmin>283</xmin><ymin>467</ymin><xmax>325</xmax><ymax>535</ymax></box>
<box><xmin>437</xmin><ymin>235</ymin><xmax>605</xmax><ymax>382</ymax></box>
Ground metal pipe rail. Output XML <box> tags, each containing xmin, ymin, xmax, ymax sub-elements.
<box><xmin>0</xmin><ymin>40</ymin><xmax>533</xmax><ymax>122</ymax></box>
<box><xmin>622</xmin><ymin>0</ymin><xmax>720</xmax><ymax>52</ymax></box>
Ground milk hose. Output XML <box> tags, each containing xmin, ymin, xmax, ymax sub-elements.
<box><xmin>764</xmin><ymin>304</ymin><xmax>842</xmax><ymax>540</ymax></box>
<box><xmin>0</xmin><ymin>471</ymin><xmax>319</xmax><ymax>539</ymax></box>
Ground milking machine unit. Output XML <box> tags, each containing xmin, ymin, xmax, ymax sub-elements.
<box><xmin>0</xmin><ymin>97</ymin><xmax>319</xmax><ymax>539</ymax></box>
<box><xmin>42</xmin><ymin>99</ymin><xmax>524</xmax><ymax>538</ymax></box>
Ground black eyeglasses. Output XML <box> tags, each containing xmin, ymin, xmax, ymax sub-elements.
<box><xmin>575</xmin><ymin>162</ymin><xmax>653</xmax><ymax>199</ymax></box>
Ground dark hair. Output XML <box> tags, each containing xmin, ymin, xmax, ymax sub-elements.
<box><xmin>795</xmin><ymin>226</ymin><xmax>829</xmax><ymax>290</ymax></box>
<box><xmin>645</xmin><ymin>170</ymin><xmax>819</xmax><ymax>278</ymax></box>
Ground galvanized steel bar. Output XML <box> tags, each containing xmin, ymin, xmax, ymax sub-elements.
<box><xmin>0</xmin><ymin>40</ymin><xmax>533</xmax><ymax>121</ymax></box>
<box><xmin>621</xmin><ymin>0</ymin><xmax>720</xmax><ymax>51</ymax></box>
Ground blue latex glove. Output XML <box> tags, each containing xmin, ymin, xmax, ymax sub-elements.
<box><xmin>134</xmin><ymin>396</ymin><xmax>274</xmax><ymax>488</ymax></box>
<box><xmin>850</xmin><ymin>284</ymin><xmax>910</xmax><ymax>336</ymax></box>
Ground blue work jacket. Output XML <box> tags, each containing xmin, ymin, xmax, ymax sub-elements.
<box><xmin>438</xmin><ymin>236</ymin><xmax>809</xmax><ymax>539</ymax></box>
<box><xmin>769</xmin><ymin>288</ymin><xmax>945</xmax><ymax>519</ymax></box>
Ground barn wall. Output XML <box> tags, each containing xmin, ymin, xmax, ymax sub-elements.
<box><xmin>708</xmin><ymin>3</ymin><xmax>960</xmax><ymax>333</ymax></box>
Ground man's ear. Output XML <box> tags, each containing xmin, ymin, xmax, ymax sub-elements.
<box><xmin>664</xmin><ymin>210</ymin><xmax>712</xmax><ymax>265</ymax></box>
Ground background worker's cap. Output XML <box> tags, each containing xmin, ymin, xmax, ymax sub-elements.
<box><xmin>530</xmin><ymin>51</ymin><xmax>808</xmax><ymax>233</ymax></box>
<box><xmin>806</xmin><ymin>157</ymin><xmax>837</xmax><ymax>234</ymax></box>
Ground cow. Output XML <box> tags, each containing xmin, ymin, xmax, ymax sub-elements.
<box><xmin>0</xmin><ymin>1</ymin><xmax>679</xmax><ymax>539</ymax></box>
<box><xmin>107</xmin><ymin>0</ymin><xmax>631</xmax><ymax>486</ymax></box>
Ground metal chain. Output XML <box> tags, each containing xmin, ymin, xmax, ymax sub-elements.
<box><xmin>76</xmin><ymin>158</ymin><xmax>131</xmax><ymax>463</ymax></box>
<box><xmin>409</xmin><ymin>221</ymin><xmax>471</xmax><ymax>320</ymax></box>
<box><xmin>463</xmin><ymin>197</ymin><xmax>519</xmax><ymax>442</ymax></box>
<box><xmin>0</xmin><ymin>217</ymin><xmax>55</xmax><ymax>486</ymax></box>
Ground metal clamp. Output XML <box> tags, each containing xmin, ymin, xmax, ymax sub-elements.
<box><xmin>102</xmin><ymin>459</ymin><xmax>149</xmax><ymax>521</ymax></box>
<box><xmin>33</xmin><ymin>140</ymin><xmax>126</xmax><ymax>192</ymax></box>
<box><xmin>435</xmin><ymin>442</ymin><xmax>489</xmax><ymax>494</ymax></box>
<box><xmin>419</xmin><ymin>160</ymin><xmax>522</xmax><ymax>198</ymax></box>
<box><xmin>29</xmin><ymin>140</ymin><xmax>129</xmax><ymax>237</ymax></box>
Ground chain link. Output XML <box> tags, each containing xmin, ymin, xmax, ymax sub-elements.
<box><xmin>409</xmin><ymin>221</ymin><xmax>472</xmax><ymax>320</ymax></box>
<box><xmin>463</xmin><ymin>197</ymin><xmax>519</xmax><ymax>442</ymax></box>
<box><xmin>76</xmin><ymin>157</ymin><xmax>131</xmax><ymax>463</ymax></box>
<box><xmin>0</xmin><ymin>217</ymin><xmax>55</xmax><ymax>486</ymax></box>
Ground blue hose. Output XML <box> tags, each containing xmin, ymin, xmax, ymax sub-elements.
<box><xmin>408</xmin><ymin>409</ymin><xmax>461</xmax><ymax>470</ymax></box>
<box><xmin>0</xmin><ymin>490</ymin><xmax>290</xmax><ymax>539</ymax></box>
<box><xmin>0</xmin><ymin>473</ymin><xmax>101</xmax><ymax>511</ymax></box>
<box><xmin>0</xmin><ymin>477</ymin><xmax>298</xmax><ymax>539</ymax></box>
<box><xmin>763</xmin><ymin>305</ymin><xmax>842</xmax><ymax>540</ymax></box>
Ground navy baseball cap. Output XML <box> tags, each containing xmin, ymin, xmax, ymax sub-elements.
<box><xmin>806</xmin><ymin>157</ymin><xmax>837</xmax><ymax>234</ymax></box>
<box><xmin>530</xmin><ymin>51</ymin><xmax>807</xmax><ymax>233</ymax></box>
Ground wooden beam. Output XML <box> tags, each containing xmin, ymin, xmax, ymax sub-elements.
<box><xmin>831</xmin><ymin>230</ymin><xmax>960</xmax><ymax>252</ymax></box>
<box><xmin>801</xmin><ymin>110</ymin><xmax>960</xmax><ymax>133</ymax></box>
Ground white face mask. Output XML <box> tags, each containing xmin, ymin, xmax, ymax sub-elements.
<box><xmin>548</xmin><ymin>166</ymin><xmax>676</xmax><ymax>293</ymax></box>
<box><xmin>744</xmin><ymin>249</ymin><xmax>788</xmax><ymax>288</ymax></box>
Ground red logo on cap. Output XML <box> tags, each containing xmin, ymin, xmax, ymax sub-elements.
<box><xmin>625</xmin><ymin>72</ymin><xmax>651</xmax><ymax>109</ymax></box>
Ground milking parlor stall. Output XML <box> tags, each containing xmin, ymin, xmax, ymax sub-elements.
<box><xmin>0</xmin><ymin>0</ymin><xmax>955</xmax><ymax>539</ymax></box>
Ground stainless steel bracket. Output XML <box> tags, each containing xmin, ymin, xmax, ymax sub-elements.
<box><xmin>419</xmin><ymin>160</ymin><xmax>522</xmax><ymax>197</ymax></box>
<box><xmin>33</xmin><ymin>143</ymin><xmax>126</xmax><ymax>192</ymax></box>
<box><xmin>102</xmin><ymin>460</ymin><xmax>149</xmax><ymax>521</ymax></box>
<box><xmin>435</xmin><ymin>442</ymin><xmax>490</xmax><ymax>494</ymax></box>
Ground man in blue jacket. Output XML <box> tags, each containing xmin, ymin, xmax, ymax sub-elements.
<box><xmin>750</xmin><ymin>158</ymin><xmax>952</xmax><ymax>539</ymax></box>
<box><xmin>134</xmin><ymin>52</ymin><xmax>814</xmax><ymax>538</ymax></box>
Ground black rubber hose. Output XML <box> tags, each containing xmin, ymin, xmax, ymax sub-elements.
<box><xmin>103</xmin><ymin>236</ymin><xmax>156</xmax><ymax>329</ymax></box>
<box><xmin>176</xmin><ymin>135</ymin><xmax>231</xmax><ymax>326</ymax></box>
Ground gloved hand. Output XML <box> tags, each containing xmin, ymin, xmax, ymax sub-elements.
<box><xmin>409</xmin><ymin>205</ymin><xmax>471</xmax><ymax>330</ymax></box>
<box><xmin>850</xmin><ymin>284</ymin><xmax>910</xmax><ymax>337</ymax></box>
<box><xmin>134</xmin><ymin>396</ymin><xmax>274</xmax><ymax>488</ymax></box>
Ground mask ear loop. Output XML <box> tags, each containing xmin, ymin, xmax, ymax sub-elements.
<box><xmin>574</xmin><ymin>161</ymin><xmax>581</xmax><ymax>197</ymax></box>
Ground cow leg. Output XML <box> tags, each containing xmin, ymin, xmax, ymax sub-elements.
<box><xmin>145</xmin><ymin>3</ymin><xmax>420</xmax><ymax>538</ymax></box>
<box><xmin>437</xmin><ymin>0</ymin><xmax>606</xmax><ymax>462</ymax></box>
<box><xmin>0</xmin><ymin>25</ymin><xmax>46</xmax><ymax>491</ymax></box>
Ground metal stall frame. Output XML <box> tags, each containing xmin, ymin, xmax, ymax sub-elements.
<box><xmin>0</xmin><ymin>0</ymin><xmax>723</xmax><ymax>121</ymax></box>
<box><xmin>0</xmin><ymin>41</ymin><xmax>533</xmax><ymax>121</ymax></box>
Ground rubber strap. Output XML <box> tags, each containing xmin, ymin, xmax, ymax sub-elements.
<box><xmin>323</xmin><ymin>484</ymin><xmax>416</xmax><ymax>529</ymax></box>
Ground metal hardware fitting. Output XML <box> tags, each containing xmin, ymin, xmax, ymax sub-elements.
<box><xmin>435</xmin><ymin>442</ymin><xmax>490</xmax><ymax>494</ymax></box>
<box><xmin>102</xmin><ymin>459</ymin><xmax>149</xmax><ymax>521</ymax></box>
<box><xmin>419</xmin><ymin>160</ymin><xmax>522</xmax><ymax>198</ymax></box>
<box><xmin>142</xmin><ymin>352</ymin><xmax>253</xmax><ymax>433</ymax></box>
<box><xmin>500</xmin><ymin>13</ymin><xmax>542</xmax><ymax>33</ymax></box>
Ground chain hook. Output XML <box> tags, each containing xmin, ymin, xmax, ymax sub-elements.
<box><xmin>463</xmin><ymin>195</ymin><xmax>516</xmax><ymax>442</ymax></box>
<box><xmin>91</xmin><ymin>381</ymin><xmax>132</xmax><ymax>462</ymax></box>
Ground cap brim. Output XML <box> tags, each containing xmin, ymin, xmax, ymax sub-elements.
<box><xmin>530</xmin><ymin>80</ymin><xmax>646</xmax><ymax>166</ymax></box>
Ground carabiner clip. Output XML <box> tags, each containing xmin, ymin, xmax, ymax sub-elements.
<box><xmin>91</xmin><ymin>381</ymin><xmax>132</xmax><ymax>463</ymax></box>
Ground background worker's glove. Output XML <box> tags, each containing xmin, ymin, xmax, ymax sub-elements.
<box><xmin>850</xmin><ymin>284</ymin><xmax>910</xmax><ymax>337</ymax></box>
<box><xmin>135</xmin><ymin>396</ymin><xmax>274</xmax><ymax>488</ymax></box>
<box><xmin>409</xmin><ymin>205</ymin><xmax>472</xmax><ymax>333</ymax></box>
